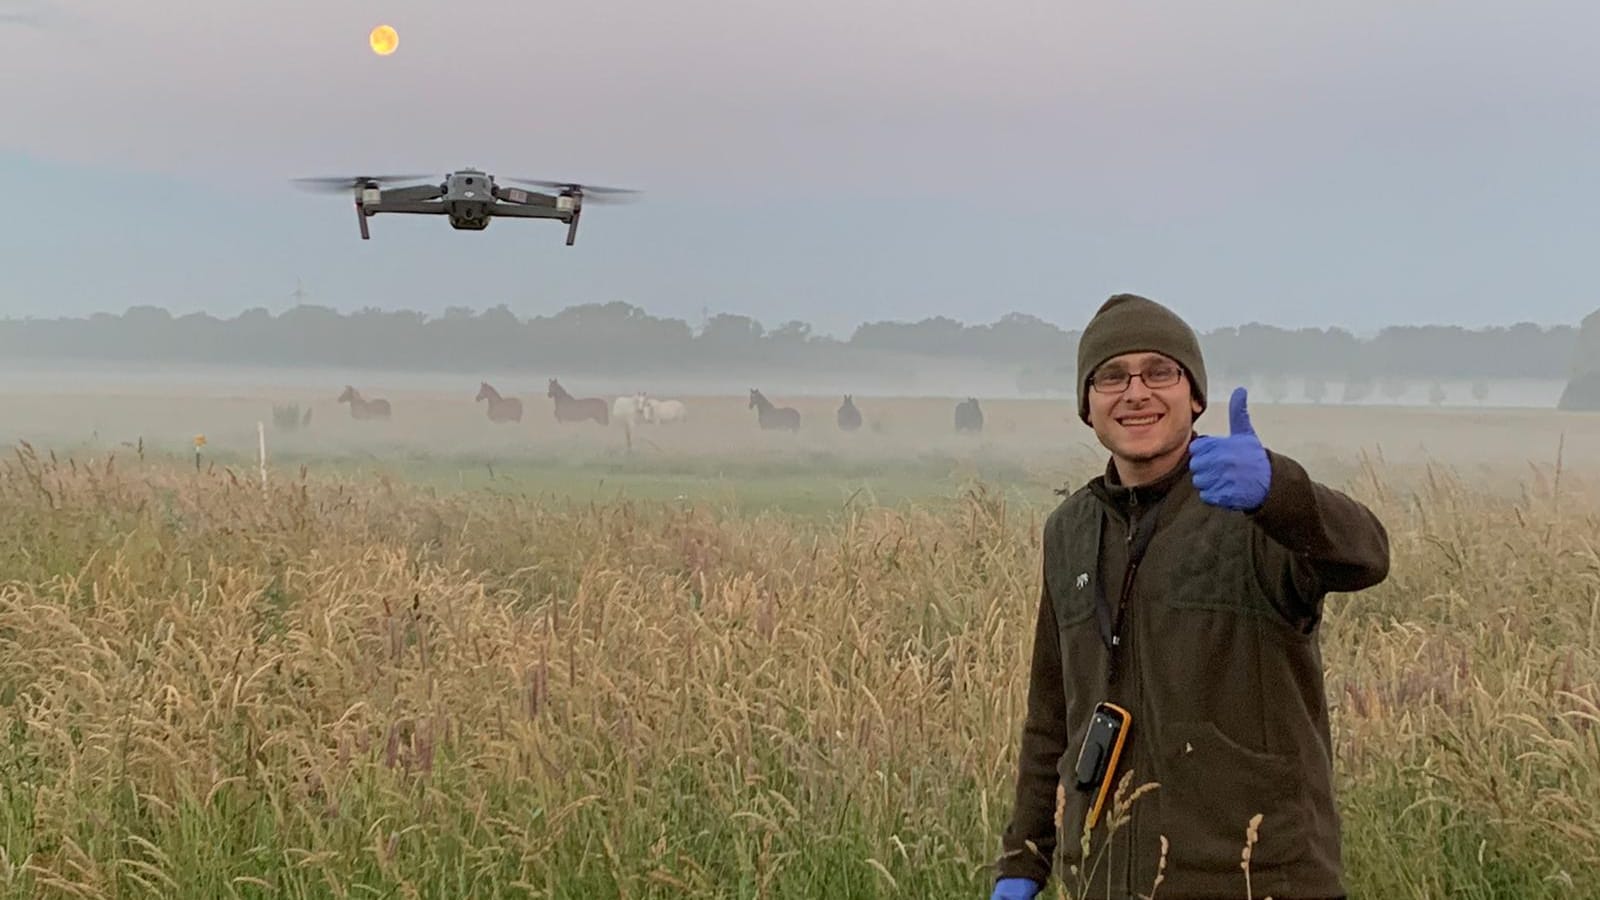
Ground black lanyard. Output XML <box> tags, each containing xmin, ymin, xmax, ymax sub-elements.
<box><xmin>1093</xmin><ymin>494</ymin><xmax>1166</xmax><ymax>684</ymax></box>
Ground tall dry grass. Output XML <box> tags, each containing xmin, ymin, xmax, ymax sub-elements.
<box><xmin>0</xmin><ymin>444</ymin><xmax>1594</xmax><ymax>898</ymax></box>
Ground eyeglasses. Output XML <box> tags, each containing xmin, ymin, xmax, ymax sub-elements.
<box><xmin>1090</xmin><ymin>363</ymin><xmax>1184</xmax><ymax>394</ymax></box>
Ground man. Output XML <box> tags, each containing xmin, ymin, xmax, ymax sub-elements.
<box><xmin>991</xmin><ymin>294</ymin><xmax>1390</xmax><ymax>900</ymax></box>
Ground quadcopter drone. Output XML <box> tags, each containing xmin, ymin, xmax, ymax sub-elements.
<box><xmin>291</xmin><ymin>168</ymin><xmax>637</xmax><ymax>244</ymax></box>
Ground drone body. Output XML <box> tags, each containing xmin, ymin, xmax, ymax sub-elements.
<box><xmin>293</xmin><ymin>169</ymin><xmax>636</xmax><ymax>245</ymax></box>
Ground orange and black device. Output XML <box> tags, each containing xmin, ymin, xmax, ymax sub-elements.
<box><xmin>1073</xmin><ymin>701</ymin><xmax>1132</xmax><ymax>830</ymax></box>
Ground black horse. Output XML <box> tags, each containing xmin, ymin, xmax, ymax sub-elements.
<box><xmin>954</xmin><ymin>397</ymin><xmax>983</xmax><ymax>433</ymax></box>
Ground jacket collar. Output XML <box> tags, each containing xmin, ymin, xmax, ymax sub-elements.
<box><xmin>1087</xmin><ymin>438</ymin><xmax>1196</xmax><ymax>518</ymax></box>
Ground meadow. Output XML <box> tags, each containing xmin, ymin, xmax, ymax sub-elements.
<box><xmin>0</xmin><ymin>382</ymin><xmax>1597</xmax><ymax>898</ymax></box>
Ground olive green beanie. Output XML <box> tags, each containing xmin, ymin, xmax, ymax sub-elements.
<box><xmin>1076</xmin><ymin>293</ymin><xmax>1207</xmax><ymax>424</ymax></box>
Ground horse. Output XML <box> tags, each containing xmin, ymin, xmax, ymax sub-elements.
<box><xmin>337</xmin><ymin>386</ymin><xmax>391</xmax><ymax>420</ymax></box>
<box><xmin>548</xmin><ymin>379</ymin><xmax>609</xmax><ymax>425</ymax></box>
<box><xmin>476</xmin><ymin>381</ymin><xmax>523</xmax><ymax>423</ymax></box>
<box><xmin>636</xmin><ymin>392</ymin><xmax>687</xmax><ymax>424</ymax></box>
<box><xmin>613</xmin><ymin>395</ymin><xmax>642</xmax><ymax>426</ymax></box>
<box><xmin>954</xmin><ymin>397</ymin><xmax>983</xmax><ymax>433</ymax></box>
<box><xmin>836</xmin><ymin>394</ymin><xmax>862</xmax><ymax>432</ymax></box>
<box><xmin>749</xmin><ymin>388</ymin><xmax>800</xmax><ymax>431</ymax></box>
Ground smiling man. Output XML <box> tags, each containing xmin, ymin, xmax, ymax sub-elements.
<box><xmin>990</xmin><ymin>294</ymin><xmax>1390</xmax><ymax>900</ymax></box>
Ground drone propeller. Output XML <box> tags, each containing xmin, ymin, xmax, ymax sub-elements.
<box><xmin>499</xmin><ymin>177</ymin><xmax>640</xmax><ymax>203</ymax></box>
<box><xmin>291</xmin><ymin>174</ymin><xmax>437</xmax><ymax>193</ymax></box>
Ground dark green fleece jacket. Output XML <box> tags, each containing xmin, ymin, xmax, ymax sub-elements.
<box><xmin>996</xmin><ymin>445</ymin><xmax>1390</xmax><ymax>899</ymax></box>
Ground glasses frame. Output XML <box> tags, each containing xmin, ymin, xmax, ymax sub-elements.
<box><xmin>1089</xmin><ymin>362</ymin><xmax>1185</xmax><ymax>394</ymax></box>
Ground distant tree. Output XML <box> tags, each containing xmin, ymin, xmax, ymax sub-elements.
<box><xmin>1341</xmin><ymin>374</ymin><xmax>1374</xmax><ymax>403</ymax></box>
<box><xmin>1471</xmin><ymin>380</ymin><xmax>1489</xmax><ymax>404</ymax></box>
<box><xmin>1380</xmin><ymin>376</ymin><xmax>1407</xmax><ymax>403</ymax></box>
<box><xmin>697</xmin><ymin>313</ymin><xmax>765</xmax><ymax>357</ymax></box>
<box><xmin>1219</xmin><ymin>362</ymin><xmax>1252</xmax><ymax>391</ymax></box>
<box><xmin>768</xmin><ymin>320</ymin><xmax>812</xmax><ymax>344</ymax></box>
<box><xmin>1304</xmin><ymin>375</ymin><xmax>1328</xmax><ymax>405</ymax></box>
<box><xmin>1429</xmin><ymin>382</ymin><xmax>1447</xmax><ymax>406</ymax></box>
<box><xmin>1263</xmin><ymin>372</ymin><xmax>1289</xmax><ymax>404</ymax></box>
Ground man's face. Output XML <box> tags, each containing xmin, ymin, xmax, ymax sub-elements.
<box><xmin>1086</xmin><ymin>351</ymin><xmax>1204</xmax><ymax>473</ymax></box>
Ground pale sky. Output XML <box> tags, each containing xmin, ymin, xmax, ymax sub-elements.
<box><xmin>3</xmin><ymin>0</ymin><xmax>1598</xmax><ymax>338</ymax></box>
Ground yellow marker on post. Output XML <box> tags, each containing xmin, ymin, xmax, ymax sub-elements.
<box><xmin>193</xmin><ymin>434</ymin><xmax>206</xmax><ymax>471</ymax></box>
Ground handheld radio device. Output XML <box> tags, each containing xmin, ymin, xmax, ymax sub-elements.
<box><xmin>1072</xmin><ymin>701</ymin><xmax>1132</xmax><ymax>830</ymax></box>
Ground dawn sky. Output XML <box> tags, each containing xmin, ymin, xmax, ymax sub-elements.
<box><xmin>4</xmin><ymin>0</ymin><xmax>1598</xmax><ymax>338</ymax></box>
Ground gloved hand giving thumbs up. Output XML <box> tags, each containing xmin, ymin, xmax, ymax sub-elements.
<box><xmin>990</xmin><ymin>877</ymin><xmax>1040</xmax><ymax>900</ymax></box>
<box><xmin>1190</xmin><ymin>387</ymin><xmax>1271</xmax><ymax>511</ymax></box>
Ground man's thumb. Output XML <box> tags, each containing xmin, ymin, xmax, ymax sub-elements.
<box><xmin>1229</xmin><ymin>386</ymin><xmax>1254</xmax><ymax>436</ymax></box>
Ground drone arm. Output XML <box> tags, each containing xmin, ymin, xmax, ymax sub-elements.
<box><xmin>486</xmin><ymin>203</ymin><xmax>566</xmax><ymax>220</ymax></box>
<box><xmin>380</xmin><ymin>184</ymin><xmax>446</xmax><ymax>203</ymax></box>
<box><xmin>493</xmin><ymin>187</ymin><xmax>579</xmax><ymax>242</ymax></box>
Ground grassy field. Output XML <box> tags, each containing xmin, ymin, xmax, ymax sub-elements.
<box><xmin>0</xmin><ymin>388</ymin><xmax>1597</xmax><ymax>898</ymax></box>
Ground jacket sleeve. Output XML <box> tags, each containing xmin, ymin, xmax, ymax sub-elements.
<box><xmin>995</xmin><ymin>566</ymin><xmax>1068</xmax><ymax>884</ymax></box>
<box><xmin>1247</xmin><ymin>449</ymin><xmax>1391</xmax><ymax>631</ymax></box>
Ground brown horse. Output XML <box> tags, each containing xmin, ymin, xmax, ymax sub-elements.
<box><xmin>836</xmin><ymin>394</ymin><xmax>862</xmax><ymax>432</ymax></box>
<box><xmin>337</xmin><ymin>385</ymin><xmax>391</xmax><ymax>420</ymax></box>
<box><xmin>548</xmin><ymin>379</ymin><xmax>609</xmax><ymax>425</ymax></box>
<box><xmin>476</xmin><ymin>381</ymin><xmax>523</xmax><ymax>423</ymax></box>
<box><xmin>749</xmin><ymin>389</ymin><xmax>800</xmax><ymax>431</ymax></box>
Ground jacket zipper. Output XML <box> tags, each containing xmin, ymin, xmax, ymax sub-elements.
<box><xmin>1123</xmin><ymin>493</ymin><xmax>1140</xmax><ymax>900</ymax></box>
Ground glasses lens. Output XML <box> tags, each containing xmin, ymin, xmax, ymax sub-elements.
<box><xmin>1093</xmin><ymin>371</ymin><xmax>1129</xmax><ymax>393</ymax></box>
<box><xmin>1147</xmin><ymin>366</ymin><xmax>1181</xmax><ymax>387</ymax></box>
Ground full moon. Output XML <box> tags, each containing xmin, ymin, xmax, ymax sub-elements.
<box><xmin>369</xmin><ymin>25</ymin><xmax>398</xmax><ymax>56</ymax></box>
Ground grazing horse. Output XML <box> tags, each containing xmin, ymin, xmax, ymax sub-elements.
<box><xmin>749</xmin><ymin>388</ymin><xmax>800</xmax><ymax>431</ymax></box>
<box><xmin>954</xmin><ymin>397</ymin><xmax>983</xmax><ymax>433</ymax></box>
<box><xmin>548</xmin><ymin>379</ymin><xmax>609</xmax><ymax>425</ymax></box>
<box><xmin>476</xmin><ymin>381</ymin><xmax>523</xmax><ymax>423</ymax></box>
<box><xmin>636</xmin><ymin>392</ymin><xmax>687</xmax><ymax>424</ymax></box>
<box><xmin>337</xmin><ymin>385</ymin><xmax>391</xmax><ymax>420</ymax></box>
<box><xmin>836</xmin><ymin>394</ymin><xmax>862</xmax><ymax>432</ymax></box>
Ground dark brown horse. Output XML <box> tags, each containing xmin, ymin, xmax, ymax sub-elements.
<box><xmin>548</xmin><ymin>379</ymin><xmax>609</xmax><ymax>425</ymax></box>
<box><xmin>749</xmin><ymin>389</ymin><xmax>800</xmax><ymax>431</ymax></box>
<box><xmin>337</xmin><ymin>385</ymin><xmax>391</xmax><ymax>420</ymax></box>
<box><xmin>954</xmin><ymin>397</ymin><xmax>983</xmax><ymax>433</ymax></box>
<box><xmin>476</xmin><ymin>381</ymin><xmax>523</xmax><ymax>423</ymax></box>
<box><xmin>836</xmin><ymin>394</ymin><xmax>862</xmax><ymax>432</ymax></box>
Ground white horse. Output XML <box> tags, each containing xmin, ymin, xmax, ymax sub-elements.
<box><xmin>634</xmin><ymin>392</ymin><xmax>687</xmax><ymax>424</ymax></box>
<box><xmin>613</xmin><ymin>395</ymin><xmax>642</xmax><ymax>426</ymax></box>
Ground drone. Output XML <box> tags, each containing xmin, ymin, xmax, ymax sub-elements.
<box><xmin>291</xmin><ymin>168</ymin><xmax>637</xmax><ymax>244</ymax></box>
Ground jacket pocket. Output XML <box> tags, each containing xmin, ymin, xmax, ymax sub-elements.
<box><xmin>1156</xmin><ymin>721</ymin><xmax>1308</xmax><ymax>878</ymax></box>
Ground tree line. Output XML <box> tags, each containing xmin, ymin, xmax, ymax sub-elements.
<box><xmin>0</xmin><ymin>302</ymin><xmax>1588</xmax><ymax>384</ymax></box>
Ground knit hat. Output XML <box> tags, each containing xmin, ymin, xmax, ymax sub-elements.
<box><xmin>1076</xmin><ymin>293</ymin><xmax>1207</xmax><ymax>424</ymax></box>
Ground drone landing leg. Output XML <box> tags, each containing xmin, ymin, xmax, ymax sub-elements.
<box><xmin>565</xmin><ymin>207</ymin><xmax>581</xmax><ymax>246</ymax></box>
<box><xmin>355</xmin><ymin>202</ymin><xmax>370</xmax><ymax>240</ymax></box>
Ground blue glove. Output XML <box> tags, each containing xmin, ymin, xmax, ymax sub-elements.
<box><xmin>991</xmin><ymin>877</ymin><xmax>1040</xmax><ymax>900</ymax></box>
<box><xmin>1189</xmin><ymin>387</ymin><xmax>1271</xmax><ymax>511</ymax></box>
